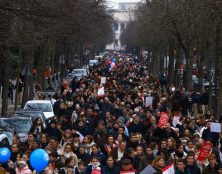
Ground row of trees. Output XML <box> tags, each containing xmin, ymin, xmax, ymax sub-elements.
<box><xmin>121</xmin><ymin>0</ymin><xmax>222</xmax><ymax>118</ymax></box>
<box><xmin>0</xmin><ymin>0</ymin><xmax>114</xmax><ymax>115</ymax></box>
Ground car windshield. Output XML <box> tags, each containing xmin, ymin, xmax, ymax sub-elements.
<box><xmin>15</xmin><ymin>112</ymin><xmax>46</xmax><ymax>123</ymax></box>
<box><xmin>0</xmin><ymin>119</ymin><xmax>31</xmax><ymax>133</ymax></box>
<box><xmin>72</xmin><ymin>70</ymin><xmax>86</xmax><ymax>75</ymax></box>
<box><xmin>25</xmin><ymin>103</ymin><xmax>52</xmax><ymax>112</ymax></box>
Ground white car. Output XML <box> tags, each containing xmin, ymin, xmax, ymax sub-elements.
<box><xmin>89</xmin><ymin>60</ymin><xmax>99</xmax><ymax>67</ymax></box>
<box><xmin>67</xmin><ymin>68</ymin><xmax>88</xmax><ymax>79</ymax></box>
<box><xmin>24</xmin><ymin>100</ymin><xmax>54</xmax><ymax>119</ymax></box>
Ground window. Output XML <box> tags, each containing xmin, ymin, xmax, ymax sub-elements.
<box><xmin>114</xmin><ymin>39</ymin><xmax>118</xmax><ymax>46</ymax></box>
<box><xmin>0</xmin><ymin>138</ymin><xmax>9</xmax><ymax>148</ymax></box>
<box><xmin>114</xmin><ymin>23</ymin><xmax>118</xmax><ymax>31</ymax></box>
<box><xmin>120</xmin><ymin>23</ymin><xmax>125</xmax><ymax>31</ymax></box>
<box><xmin>120</xmin><ymin>4</ymin><xmax>126</xmax><ymax>11</ymax></box>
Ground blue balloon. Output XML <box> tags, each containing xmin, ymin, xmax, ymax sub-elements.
<box><xmin>0</xmin><ymin>147</ymin><xmax>11</xmax><ymax>163</ymax></box>
<box><xmin>30</xmin><ymin>149</ymin><xmax>49</xmax><ymax>172</ymax></box>
<box><xmin>112</xmin><ymin>58</ymin><xmax>116</xmax><ymax>63</ymax></box>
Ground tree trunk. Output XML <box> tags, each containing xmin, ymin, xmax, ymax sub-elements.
<box><xmin>1</xmin><ymin>46</ymin><xmax>10</xmax><ymax>116</ymax></box>
<box><xmin>168</xmin><ymin>42</ymin><xmax>175</xmax><ymax>84</ymax></box>
<box><xmin>216</xmin><ymin>24</ymin><xmax>222</xmax><ymax>119</ymax></box>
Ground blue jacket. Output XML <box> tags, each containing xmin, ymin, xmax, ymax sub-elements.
<box><xmin>102</xmin><ymin>166</ymin><xmax>119</xmax><ymax>174</ymax></box>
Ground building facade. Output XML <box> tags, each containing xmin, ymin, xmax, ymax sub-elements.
<box><xmin>106</xmin><ymin>0</ymin><xmax>145</xmax><ymax>50</ymax></box>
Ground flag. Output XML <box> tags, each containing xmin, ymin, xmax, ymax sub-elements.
<box><xmin>162</xmin><ymin>163</ymin><xmax>175</xmax><ymax>174</ymax></box>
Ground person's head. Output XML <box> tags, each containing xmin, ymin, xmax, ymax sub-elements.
<box><xmin>32</xmin><ymin>140</ymin><xmax>39</xmax><ymax>149</ymax></box>
<box><xmin>34</xmin><ymin>117</ymin><xmax>42</xmax><ymax>126</ymax></box>
<box><xmin>150</xmin><ymin>116</ymin><xmax>156</xmax><ymax>124</ymax></box>
<box><xmin>176</xmin><ymin>143</ymin><xmax>184</xmax><ymax>153</ymax></box>
<box><xmin>127</xmin><ymin>148</ymin><xmax>135</xmax><ymax>158</ymax></box>
<box><xmin>107</xmin><ymin>135</ymin><xmax>114</xmax><ymax>145</ymax></box>
<box><xmin>133</xmin><ymin>114</ymin><xmax>140</xmax><ymax>123</ymax></box>
<box><xmin>65</xmin><ymin>157</ymin><xmax>76</xmax><ymax>167</ymax></box>
<box><xmin>116</xmin><ymin>134</ymin><xmax>124</xmax><ymax>143</ymax></box>
<box><xmin>187</xmin><ymin>140</ymin><xmax>194</xmax><ymax>150</ymax></box>
<box><xmin>11</xmin><ymin>143</ymin><xmax>18</xmax><ymax>152</ymax></box>
<box><xmin>91</xmin><ymin>156</ymin><xmax>99</xmax><ymax>167</ymax></box>
<box><xmin>91</xmin><ymin>144</ymin><xmax>99</xmax><ymax>155</ymax></box>
<box><xmin>205</xmin><ymin>120</ymin><xmax>211</xmax><ymax>128</ymax></box>
<box><xmin>40</xmin><ymin>134</ymin><xmax>48</xmax><ymax>143</ymax></box>
<box><xmin>79</xmin><ymin>146</ymin><xmax>85</xmax><ymax>154</ymax></box>
<box><xmin>167</xmin><ymin>137</ymin><xmax>176</xmax><ymax>149</ymax></box>
<box><xmin>130</xmin><ymin>133</ymin><xmax>137</xmax><ymax>142</ymax></box>
<box><xmin>27</xmin><ymin>132</ymin><xmax>34</xmax><ymax>142</ymax></box>
<box><xmin>152</xmin><ymin>155</ymin><xmax>165</xmax><ymax>170</ymax></box>
<box><xmin>186</xmin><ymin>152</ymin><xmax>195</xmax><ymax>166</ymax></box>
<box><xmin>160</xmin><ymin>140</ymin><xmax>167</xmax><ymax>149</ymax></box>
<box><xmin>97</xmin><ymin>120</ymin><xmax>105</xmax><ymax>130</ymax></box>
<box><xmin>49</xmin><ymin>120</ymin><xmax>56</xmax><ymax>128</ymax></box>
<box><xmin>176</xmin><ymin>159</ymin><xmax>186</xmax><ymax>171</ymax></box>
<box><xmin>119</xmin><ymin>141</ymin><xmax>127</xmax><ymax>151</ymax></box>
<box><xmin>49</xmin><ymin>137</ymin><xmax>58</xmax><ymax>148</ymax></box>
<box><xmin>121</xmin><ymin>159</ymin><xmax>133</xmax><ymax>171</ymax></box>
<box><xmin>49</xmin><ymin>152</ymin><xmax>58</xmax><ymax>161</ymax></box>
<box><xmin>118</xmin><ymin>126</ymin><xmax>125</xmax><ymax>135</ymax></box>
<box><xmin>106</xmin><ymin>156</ymin><xmax>114</xmax><ymax>167</ymax></box>
<box><xmin>146</xmin><ymin>145</ymin><xmax>153</xmax><ymax>156</ymax></box>
<box><xmin>13</xmin><ymin>135</ymin><xmax>21</xmax><ymax>145</ymax></box>
<box><xmin>64</xmin><ymin>143</ymin><xmax>73</xmax><ymax>153</ymax></box>
<box><xmin>78</xmin><ymin>161</ymin><xmax>86</xmax><ymax>172</ymax></box>
<box><xmin>208</xmin><ymin>154</ymin><xmax>217</xmax><ymax>166</ymax></box>
<box><xmin>136</xmin><ymin>146</ymin><xmax>144</xmax><ymax>156</ymax></box>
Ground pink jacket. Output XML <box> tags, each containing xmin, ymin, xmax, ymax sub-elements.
<box><xmin>16</xmin><ymin>166</ymin><xmax>32</xmax><ymax>174</ymax></box>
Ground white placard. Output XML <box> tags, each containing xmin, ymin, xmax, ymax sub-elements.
<box><xmin>97</xmin><ymin>87</ymin><xmax>105</xmax><ymax>96</ymax></box>
<box><xmin>101</xmin><ymin>77</ymin><xmax>106</xmax><ymax>84</ymax></box>
<box><xmin>145</xmin><ymin>96</ymin><xmax>153</xmax><ymax>107</ymax></box>
<box><xmin>210</xmin><ymin>122</ymin><xmax>221</xmax><ymax>133</ymax></box>
<box><xmin>173</xmin><ymin>116</ymin><xmax>180</xmax><ymax>127</ymax></box>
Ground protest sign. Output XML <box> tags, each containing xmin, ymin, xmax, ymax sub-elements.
<box><xmin>158</xmin><ymin>112</ymin><xmax>170</xmax><ymax>128</ymax></box>
<box><xmin>162</xmin><ymin>163</ymin><xmax>175</xmax><ymax>174</ymax></box>
<box><xmin>210</xmin><ymin>122</ymin><xmax>221</xmax><ymax>133</ymax></box>
<box><xmin>197</xmin><ymin>142</ymin><xmax>213</xmax><ymax>161</ymax></box>
<box><xmin>101</xmin><ymin>77</ymin><xmax>106</xmax><ymax>84</ymax></box>
<box><xmin>145</xmin><ymin>96</ymin><xmax>153</xmax><ymax>107</ymax></box>
<box><xmin>173</xmin><ymin>116</ymin><xmax>180</xmax><ymax>127</ymax></box>
<box><xmin>97</xmin><ymin>87</ymin><xmax>105</xmax><ymax>96</ymax></box>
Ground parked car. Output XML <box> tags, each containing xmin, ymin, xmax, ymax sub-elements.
<box><xmin>15</xmin><ymin>110</ymin><xmax>48</xmax><ymax>126</ymax></box>
<box><xmin>24</xmin><ymin>100</ymin><xmax>54</xmax><ymax>119</ymax></box>
<box><xmin>0</xmin><ymin>127</ymin><xmax>15</xmax><ymax>147</ymax></box>
<box><xmin>0</xmin><ymin>117</ymin><xmax>32</xmax><ymax>142</ymax></box>
<box><xmin>67</xmin><ymin>68</ymin><xmax>88</xmax><ymax>79</ymax></box>
<box><xmin>89</xmin><ymin>60</ymin><xmax>99</xmax><ymax>67</ymax></box>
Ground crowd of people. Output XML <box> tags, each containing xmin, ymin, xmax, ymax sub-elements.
<box><xmin>1</xmin><ymin>52</ymin><xmax>222</xmax><ymax>174</ymax></box>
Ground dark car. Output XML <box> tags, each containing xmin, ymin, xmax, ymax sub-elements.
<box><xmin>15</xmin><ymin>110</ymin><xmax>48</xmax><ymax>126</ymax></box>
<box><xmin>0</xmin><ymin>117</ymin><xmax>32</xmax><ymax>142</ymax></box>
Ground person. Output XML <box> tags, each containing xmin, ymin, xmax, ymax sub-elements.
<box><xmin>59</xmin><ymin>157</ymin><xmax>79</xmax><ymax>174</ymax></box>
<box><xmin>102</xmin><ymin>156</ymin><xmax>119</xmax><ymax>174</ymax></box>
<box><xmin>202</xmin><ymin>154</ymin><xmax>219</xmax><ymax>174</ymax></box>
<box><xmin>45</xmin><ymin>120</ymin><xmax>62</xmax><ymax>142</ymax></box>
<box><xmin>59</xmin><ymin>143</ymin><xmax>78</xmax><ymax>166</ymax></box>
<box><xmin>30</xmin><ymin>117</ymin><xmax>45</xmax><ymax>137</ymax></box>
<box><xmin>15</xmin><ymin>155</ymin><xmax>32</xmax><ymax>174</ymax></box>
<box><xmin>175</xmin><ymin>159</ymin><xmax>191</xmax><ymax>174</ymax></box>
<box><xmin>119</xmin><ymin>159</ymin><xmax>136</xmax><ymax>174</ymax></box>
<box><xmin>85</xmin><ymin>156</ymin><xmax>102</xmax><ymax>174</ymax></box>
<box><xmin>8</xmin><ymin>79</ymin><xmax>14</xmax><ymax>104</ymax></box>
<box><xmin>186</xmin><ymin>152</ymin><xmax>201</xmax><ymax>174</ymax></box>
<box><xmin>138</xmin><ymin>145</ymin><xmax>155</xmax><ymax>172</ymax></box>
